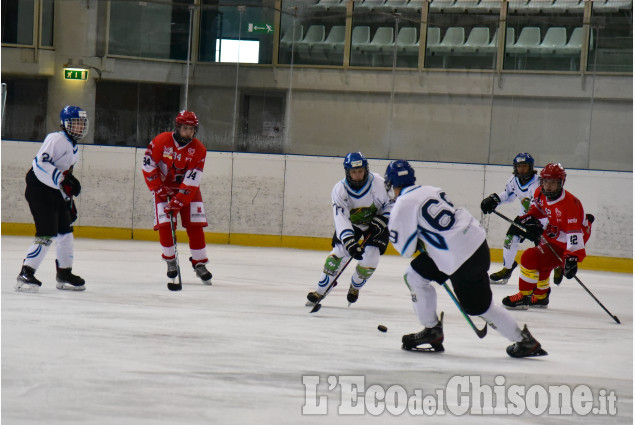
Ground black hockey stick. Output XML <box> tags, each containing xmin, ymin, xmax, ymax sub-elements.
<box><xmin>167</xmin><ymin>199</ymin><xmax>182</xmax><ymax>292</ymax></box>
<box><xmin>493</xmin><ymin>210</ymin><xmax>620</xmax><ymax>324</ymax></box>
<box><xmin>442</xmin><ymin>282</ymin><xmax>488</xmax><ymax>338</ymax></box>
<box><xmin>310</xmin><ymin>234</ymin><xmax>370</xmax><ymax>313</ymax></box>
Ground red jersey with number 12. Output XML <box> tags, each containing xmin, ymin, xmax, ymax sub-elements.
<box><xmin>526</xmin><ymin>188</ymin><xmax>590</xmax><ymax>261</ymax></box>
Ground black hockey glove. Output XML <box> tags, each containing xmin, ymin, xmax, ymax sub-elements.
<box><xmin>61</xmin><ymin>173</ymin><xmax>81</xmax><ymax>198</ymax></box>
<box><xmin>564</xmin><ymin>256</ymin><xmax>578</xmax><ymax>279</ymax></box>
<box><xmin>342</xmin><ymin>235</ymin><xmax>364</xmax><ymax>260</ymax></box>
<box><xmin>67</xmin><ymin>200</ymin><xmax>78</xmax><ymax>223</ymax></box>
<box><xmin>509</xmin><ymin>216</ymin><xmax>543</xmax><ymax>244</ymax></box>
<box><xmin>480</xmin><ymin>193</ymin><xmax>500</xmax><ymax>214</ymax></box>
<box><xmin>369</xmin><ymin>215</ymin><xmax>388</xmax><ymax>239</ymax></box>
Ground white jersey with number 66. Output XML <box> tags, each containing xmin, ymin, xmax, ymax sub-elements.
<box><xmin>388</xmin><ymin>185</ymin><xmax>486</xmax><ymax>275</ymax></box>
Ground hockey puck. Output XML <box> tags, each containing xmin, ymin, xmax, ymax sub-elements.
<box><xmin>377</xmin><ymin>325</ymin><xmax>388</xmax><ymax>333</ymax></box>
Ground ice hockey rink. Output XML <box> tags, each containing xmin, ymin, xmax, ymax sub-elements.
<box><xmin>2</xmin><ymin>235</ymin><xmax>632</xmax><ymax>425</ymax></box>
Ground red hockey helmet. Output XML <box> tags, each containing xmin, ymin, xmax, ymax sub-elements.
<box><xmin>175</xmin><ymin>110</ymin><xmax>199</xmax><ymax>128</ymax></box>
<box><xmin>174</xmin><ymin>110</ymin><xmax>198</xmax><ymax>145</ymax></box>
<box><xmin>540</xmin><ymin>163</ymin><xmax>566</xmax><ymax>200</ymax></box>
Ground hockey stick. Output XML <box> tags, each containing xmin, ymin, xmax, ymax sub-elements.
<box><xmin>493</xmin><ymin>211</ymin><xmax>621</xmax><ymax>324</ymax></box>
<box><xmin>166</xmin><ymin>198</ymin><xmax>182</xmax><ymax>292</ymax></box>
<box><xmin>442</xmin><ymin>282</ymin><xmax>488</xmax><ymax>338</ymax></box>
<box><xmin>310</xmin><ymin>234</ymin><xmax>371</xmax><ymax>313</ymax></box>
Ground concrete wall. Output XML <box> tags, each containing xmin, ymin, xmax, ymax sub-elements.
<box><xmin>2</xmin><ymin>141</ymin><xmax>631</xmax><ymax>259</ymax></box>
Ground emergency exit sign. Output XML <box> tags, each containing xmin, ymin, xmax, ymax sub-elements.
<box><xmin>64</xmin><ymin>68</ymin><xmax>88</xmax><ymax>80</ymax></box>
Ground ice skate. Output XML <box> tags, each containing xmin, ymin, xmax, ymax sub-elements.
<box><xmin>502</xmin><ymin>292</ymin><xmax>530</xmax><ymax>310</ymax></box>
<box><xmin>347</xmin><ymin>285</ymin><xmax>359</xmax><ymax>305</ymax></box>
<box><xmin>15</xmin><ymin>265</ymin><xmax>42</xmax><ymax>293</ymax></box>
<box><xmin>191</xmin><ymin>258</ymin><xmax>212</xmax><ymax>285</ymax></box>
<box><xmin>402</xmin><ymin>312</ymin><xmax>445</xmax><ymax>352</ymax></box>
<box><xmin>306</xmin><ymin>291</ymin><xmax>324</xmax><ymax>307</ymax></box>
<box><xmin>55</xmin><ymin>260</ymin><xmax>86</xmax><ymax>291</ymax></box>
<box><xmin>489</xmin><ymin>261</ymin><xmax>517</xmax><ymax>285</ymax></box>
<box><xmin>165</xmin><ymin>257</ymin><xmax>178</xmax><ymax>279</ymax></box>
<box><xmin>528</xmin><ymin>288</ymin><xmax>550</xmax><ymax>308</ymax></box>
<box><xmin>552</xmin><ymin>266</ymin><xmax>563</xmax><ymax>285</ymax></box>
<box><xmin>506</xmin><ymin>324</ymin><xmax>548</xmax><ymax>358</ymax></box>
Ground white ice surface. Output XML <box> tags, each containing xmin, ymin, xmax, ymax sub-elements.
<box><xmin>2</xmin><ymin>236</ymin><xmax>632</xmax><ymax>424</ymax></box>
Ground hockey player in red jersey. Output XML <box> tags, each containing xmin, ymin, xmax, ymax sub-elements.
<box><xmin>142</xmin><ymin>110</ymin><xmax>212</xmax><ymax>285</ymax></box>
<box><xmin>502</xmin><ymin>163</ymin><xmax>593</xmax><ymax>309</ymax></box>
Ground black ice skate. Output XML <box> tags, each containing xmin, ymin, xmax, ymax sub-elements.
<box><xmin>502</xmin><ymin>292</ymin><xmax>530</xmax><ymax>310</ymax></box>
<box><xmin>402</xmin><ymin>312</ymin><xmax>445</xmax><ymax>352</ymax></box>
<box><xmin>165</xmin><ymin>258</ymin><xmax>178</xmax><ymax>279</ymax></box>
<box><xmin>347</xmin><ymin>285</ymin><xmax>359</xmax><ymax>305</ymax></box>
<box><xmin>306</xmin><ymin>291</ymin><xmax>324</xmax><ymax>307</ymax></box>
<box><xmin>489</xmin><ymin>261</ymin><xmax>517</xmax><ymax>285</ymax></box>
<box><xmin>528</xmin><ymin>288</ymin><xmax>551</xmax><ymax>308</ymax></box>
<box><xmin>15</xmin><ymin>265</ymin><xmax>42</xmax><ymax>293</ymax></box>
<box><xmin>506</xmin><ymin>324</ymin><xmax>548</xmax><ymax>358</ymax></box>
<box><xmin>191</xmin><ymin>258</ymin><xmax>212</xmax><ymax>285</ymax></box>
<box><xmin>55</xmin><ymin>260</ymin><xmax>86</xmax><ymax>291</ymax></box>
<box><xmin>553</xmin><ymin>266</ymin><xmax>563</xmax><ymax>285</ymax></box>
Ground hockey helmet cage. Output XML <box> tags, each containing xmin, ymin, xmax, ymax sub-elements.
<box><xmin>343</xmin><ymin>152</ymin><xmax>369</xmax><ymax>189</ymax></box>
<box><xmin>174</xmin><ymin>110</ymin><xmax>199</xmax><ymax>145</ymax></box>
<box><xmin>540</xmin><ymin>162</ymin><xmax>566</xmax><ymax>200</ymax></box>
<box><xmin>513</xmin><ymin>152</ymin><xmax>535</xmax><ymax>183</ymax></box>
<box><xmin>384</xmin><ymin>159</ymin><xmax>416</xmax><ymax>192</ymax></box>
<box><xmin>60</xmin><ymin>106</ymin><xmax>89</xmax><ymax>141</ymax></box>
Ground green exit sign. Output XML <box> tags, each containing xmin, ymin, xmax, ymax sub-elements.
<box><xmin>64</xmin><ymin>68</ymin><xmax>88</xmax><ymax>80</ymax></box>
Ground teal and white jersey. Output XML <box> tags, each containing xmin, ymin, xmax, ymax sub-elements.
<box><xmin>32</xmin><ymin>131</ymin><xmax>79</xmax><ymax>198</ymax></box>
<box><xmin>389</xmin><ymin>185</ymin><xmax>486</xmax><ymax>275</ymax></box>
<box><xmin>332</xmin><ymin>172</ymin><xmax>393</xmax><ymax>242</ymax></box>
<box><xmin>497</xmin><ymin>174</ymin><xmax>540</xmax><ymax>216</ymax></box>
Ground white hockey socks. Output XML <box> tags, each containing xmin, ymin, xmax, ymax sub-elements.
<box><xmin>479</xmin><ymin>300</ymin><xmax>523</xmax><ymax>342</ymax></box>
<box><xmin>503</xmin><ymin>236</ymin><xmax>521</xmax><ymax>269</ymax></box>
<box><xmin>23</xmin><ymin>236</ymin><xmax>53</xmax><ymax>270</ymax></box>
<box><xmin>404</xmin><ymin>266</ymin><xmax>439</xmax><ymax>328</ymax></box>
<box><xmin>55</xmin><ymin>232</ymin><xmax>75</xmax><ymax>269</ymax></box>
<box><xmin>351</xmin><ymin>246</ymin><xmax>380</xmax><ymax>288</ymax></box>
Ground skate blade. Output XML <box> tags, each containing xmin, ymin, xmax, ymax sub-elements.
<box><xmin>503</xmin><ymin>304</ymin><xmax>529</xmax><ymax>311</ymax></box>
<box><xmin>402</xmin><ymin>344</ymin><xmax>445</xmax><ymax>353</ymax></box>
<box><xmin>202</xmin><ymin>280</ymin><xmax>212</xmax><ymax>286</ymax></box>
<box><xmin>489</xmin><ymin>278</ymin><xmax>509</xmax><ymax>285</ymax></box>
<box><xmin>56</xmin><ymin>283</ymin><xmax>86</xmax><ymax>291</ymax></box>
<box><xmin>528</xmin><ymin>304</ymin><xmax>548</xmax><ymax>309</ymax></box>
<box><xmin>305</xmin><ymin>300</ymin><xmax>316</xmax><ymax>307</ymax></box>
<box><xmin>15</xmin><ymin>283</ymin><xmax>40</xmax><ymax>293</ymax></box>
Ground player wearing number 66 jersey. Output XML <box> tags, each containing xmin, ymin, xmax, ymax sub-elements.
<box><xmin>142</xmin><ymin>110</ymin><xmax>212</xmax><ymax>284</ymax></box>
<box><xmin>385</xmin><ymin>160</ymin><xmax>546</xmax><ymax>358</ymax></box>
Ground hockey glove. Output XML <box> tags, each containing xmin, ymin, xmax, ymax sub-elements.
<box><xmin>564</xmin><ymin>256</ymin><xmax>578</xmax><ymax>279</ymax></box>
<box><xmin>369</xmin><ymin>215</ymin><xmax>388</xmax><ymax>239</ymax></box>
<box><xmin>342</xmin><ymin>236</ymin><xmax>364</xmax><ymax>260</ymax></box>
<box><xmin>480</xmin><ymin>193</ymin><xmax>500</xmax><ymax>214</ymax></box>
<box><xmin>509</xmin><ymin>215</ymin><xmax>543</xmax><ymax>244</ymax></box>
<box><xmin>154</xmin><ymin>185</ymin><xmax>175</xmax><ymax>202</ymax></box>
<box><xmin>164</xmin><ymin>197</ymin><xmax>185</xmax><ymax>217</ymax></box>
<box><xmin>61</xmin><ymin>173</ymin><xmax>81</xmax><ymax>198</ymax></box>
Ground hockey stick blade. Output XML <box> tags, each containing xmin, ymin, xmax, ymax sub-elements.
<box><xmin>309</xmin><ymin>302</ymin><xmax>322</xmax><ymax>313</ymax></box>
<box><xmin>167</xmin><ymin>281</ymin><xmax>182</xmax><ymax>291</ymax></box>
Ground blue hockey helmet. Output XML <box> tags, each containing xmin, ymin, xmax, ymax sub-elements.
<box><xmin>60</xmin><ymin>105</ymin><xmax>89</xmax><ymax>141</ymax></box>
<box><xmin>343</xmin><ymin>152</ymin><xmax>369</xmax><ymax>189</ymax></box>
<box><xmin>384</xmin><ymin>160</ymin><xmax>416</xmax><ymax>193</ymax></box>
<box><xmin>513</xmin><ymin>152</ymin><xmax>535</xmax><ymax>183</ymax></box>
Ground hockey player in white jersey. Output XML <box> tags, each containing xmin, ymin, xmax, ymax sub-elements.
<box><xmin>385</xmin><ymin>159</ymin><xmax>546</xmax><ymax>358</ymax></box>
<box><xmin>306</xmin><ymin>152</ymin><xmax>393</xmax><ymax>306</ymax></box>
<box><xmin>15</xmin><ymin>106</ymin><xmax>88</xmax><ymax>292</ymax></box>
<box><xmin>480</xmin><ymin>153</ymin><xmax>545</xmax><ymax>284</ymax></box>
